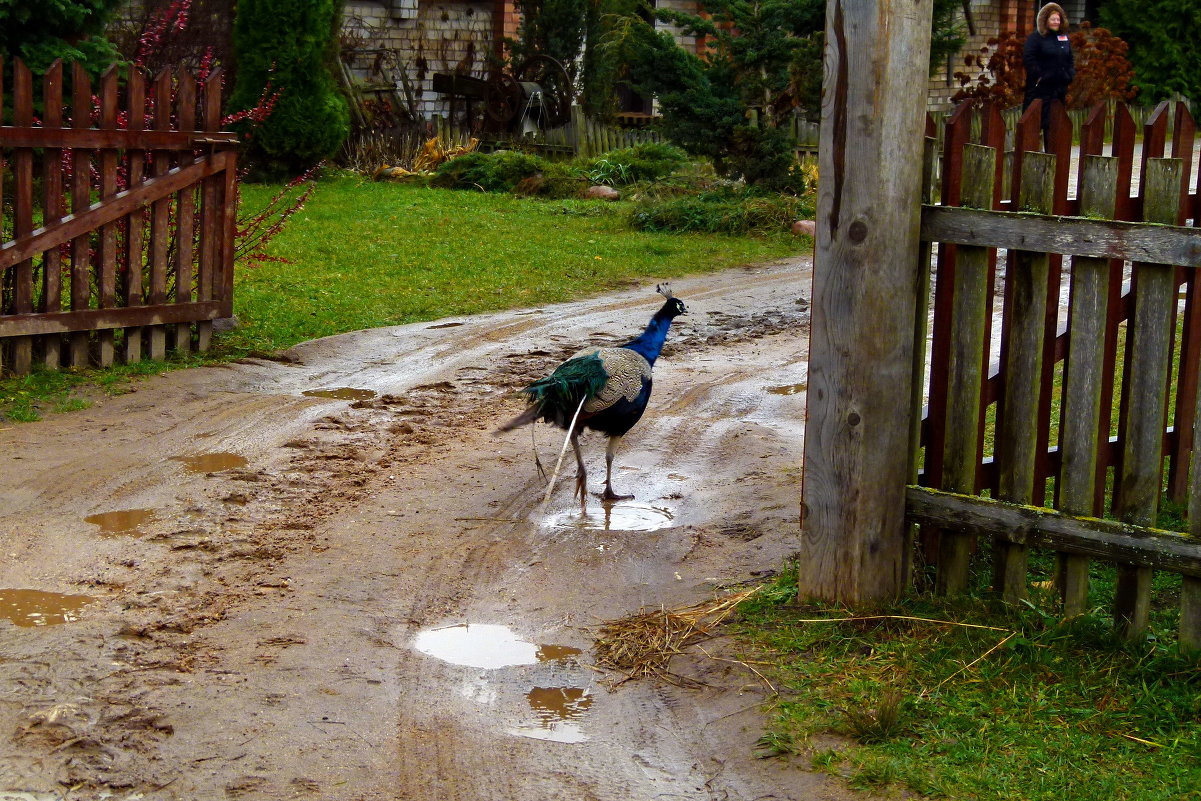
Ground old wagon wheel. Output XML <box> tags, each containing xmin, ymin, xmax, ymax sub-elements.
<box><xmin>484</xmin><ymin>70</ymin><xmax>522</xmax><ymax>125</ymax></box>
<box><xmin>514</xmin><ymin>55</ymin><xmax>573</xmax><ymax>128</ymax></box>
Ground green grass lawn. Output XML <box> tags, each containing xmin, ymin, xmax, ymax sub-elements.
<box><xmin>733</xmin><ymin>560</ymin><xmax>1201</xmax><ymax>801</ymax></box>
<box><xmin>223</xmin><ymin>173</ymin><xmax>805</xmax><ymax>356</ymax></box>
<box><xmin>1</xmin><ymin>172</ymin><xmax>807</xmax><ymax>421</ymax></box>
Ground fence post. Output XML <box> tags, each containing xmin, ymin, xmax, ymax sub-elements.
<box><xmin>798</xmin><ymin>0</ymin><xmax>933</xmax><ymax>604</ymax></box>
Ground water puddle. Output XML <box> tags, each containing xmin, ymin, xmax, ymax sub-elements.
<box><xmin>427</xmin><ymin>321</ymin><xmax>464</xmax><ymax>329</ymax></box>
<box><xmin>171</xmin><ymin>452</ymin><xmax>248</xmax><ymax>473</ymax></box>
<box><xmin>510</xmin><ymin>687</ymin><xmax>592</xmax><ymax>743</ymax></box>
<box><xmin>546</xmin><ymin>502</ymin><xmax>675</xmax><ymax>532</ymax></box>
<box><xmin>767</xmin><ymin>382</ymin><xmax>807</xmax><ymax>395</ymax></box>
<box><xmin>85</xmin><ymin>508</ymin><xmax>156</xmax><ymax>536</ymax></box>
<box><xmin>302</xmin><ymin>387</ymin><xmax>377</xmax><ymax>401</ymax></box>
<box><xmin>0</xmin><ymin>589</ymin><xmax>96</xmax><ymax>628</ymax></box>
<box><xmin>415</xmin><ymin>624</ymin><xmax>580</xmax><ymax>670</ymax></box>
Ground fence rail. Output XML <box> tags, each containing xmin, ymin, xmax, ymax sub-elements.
<box><xmin>913</xmin><ymin>98</ymin><xmax>1201</xmax><ymax>649</ymax></box>
<box><xmin>1</xmin><ymin>57</ymin><xmax>238</xmax><ymax>376</ymax></box>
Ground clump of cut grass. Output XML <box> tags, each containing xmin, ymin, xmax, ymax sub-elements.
<box><xmin>593</xmin><ymin>588</ymin><xmax>759</xmax><ymax>687</ymax></box>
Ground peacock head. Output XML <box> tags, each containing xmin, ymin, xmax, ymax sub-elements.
<box><xmin>656</xmin><ymin>283</ymin><xmax>688</xmax><ymax>317</ymax></box>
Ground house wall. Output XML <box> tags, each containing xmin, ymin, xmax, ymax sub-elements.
<box><xmin>342</xmin><ymin>0</ymin><xmax>497</xmax><ymax>119</ymax></box>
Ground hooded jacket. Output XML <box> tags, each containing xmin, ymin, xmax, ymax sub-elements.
<box><xmin>1024</xmin><ymin>3</ymin><xmax>1075</xmax><ymax>103</ymax></box>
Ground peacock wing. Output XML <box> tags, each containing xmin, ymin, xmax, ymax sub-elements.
<box><xmin>582</xmin><ymin>348</ymin><xmax>652</xmax><ymax>414</ymax></box>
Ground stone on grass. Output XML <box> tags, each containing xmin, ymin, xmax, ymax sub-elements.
<box><xmin>791</xmin><ymin>219</ymin><xmax>816</xmax><ymax>237</ymax></box>
<box><xmin>585</xmin><ymin>185</ymin><xmax>621</xmax><ymax>201</ymax></box>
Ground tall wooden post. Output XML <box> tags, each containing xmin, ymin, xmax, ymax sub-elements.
<box><xmin>799</xmin><ymin>0</ymin><xmax>933</xmax><ymax>604</ymax></box>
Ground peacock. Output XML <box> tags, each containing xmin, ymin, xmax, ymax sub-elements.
<box><xmin>500</xmin><ymin>284</ymin><xmax>688</xmax><ymax>506</ymax></box>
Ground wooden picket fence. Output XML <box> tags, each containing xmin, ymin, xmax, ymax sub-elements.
<box><xmin>0</xmin><ymin>58</ymin><xmax>239</xmax><ymax>376</ymax></box>
<box><xmin>909</xmin><ymin>98</ymin><xmax>1201</xmax><ymax>648</ymax></box>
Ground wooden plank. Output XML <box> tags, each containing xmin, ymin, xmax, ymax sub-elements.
<box><xmin>196</xmin><ymin>67</ymin><xmax>223</xmax><ymax>353</ymax></box>
<box><xmin>993</xmin><ymin>152</ymin><xmax>1056</xmax><ymax>601</ymax></box>
<box><xmin>923</xmin><ymin>103</ymin><xmax>974</xmax><ymax>491</ymax></box>
<box><xmin>0</xmin><ymin>301</ymin><xmax>224</xmax><ymax>336</ymax></box>
<box><xmin>0</xmin><ymin>156</ymin><xmax>231</xmax><ymax>271</ymax></box>
<box><xmin>218</xmin><ymin>151</ymin><xmax>238</xmax><ymax>318</ymax></box>
<box><xmin>11</xmin><ymin>59</ymin><xmax>35</xmax><ymax>374</ymax></box>
<box><xmin>147</xmin><ymin>69</ymin><xmax>173</xmax><ymax>360</ymax></box>
<box><xmin>908</xmin><ymin>135</ymin><xmax>939</xmax><ymax>590</ymax></box>
<box><xmin>96</xmin><ymin>66</ymin><xmax>120</xmax><ymax>366</ymax></box>
<box><xmin>40</xmin><ymin>61</ymin><xmax>65</xmax><ymax>369</ymax></box>
<box><xmin>1167</xmin><ymin>102</ymin><xmax>1199</xmax><ymax>502</ymax></box>
<box><xmin>1058</xmin><ymin>155</ymin><xmax>1119</xmax><ymax>617</ymax></box>
<box><xmin>69</xmin><ymin>63</ymin><xmax>93</xmax><ymax>368</ymax></box>
<box><xmin>123</xmin><ymin>68</ymin><xmax>146</xmax><ymax>364</ymax></box>
<box><xmin>1114</xmin><ymin>158</ymin><xmax>1183</xmax><ymax>641</ymax></box>
<box><xmin>0</xmin><ymin>126</ymin><xmax>237</xmax><ymax>149</ymax></box>
<box><xmin>799</xmin><ymin>0</ymin><xmax>933</xmax><ymax>604</ymax></box>
<box><xmin>920</xmin><ymin>205</ymin><xmax>1201</xmax><ymax>266</ymax></box>
<box><xmin>173</xmin><ymin>71</ymin><xmax>197</xmax><ymax>354</ymax></box>
<box><xmin>936</xmin><ymin>143</ymin><xmax>995</xmax><ymax>596</ymax></box>
<box><xmin>907</xmin><ymin>486</ymin><xmax>1201</xmax><ymax>578</ymax></box>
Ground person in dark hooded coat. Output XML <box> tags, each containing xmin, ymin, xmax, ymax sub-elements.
<box><xmin>1023</xmin><ymin>2</ymin><xmax>1075</xmax><ymax>146</ymax></box>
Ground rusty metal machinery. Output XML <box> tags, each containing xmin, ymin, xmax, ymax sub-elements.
<box><xmin>433</xmin><ymin>55</ymin><xmax>573</xmax><ymax>133</ymax></box>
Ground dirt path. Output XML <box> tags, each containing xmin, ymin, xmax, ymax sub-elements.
<box><xmin>1</xmin><ymin>259</ymin><xmax>861</xmax><ymax>800</ymax></box>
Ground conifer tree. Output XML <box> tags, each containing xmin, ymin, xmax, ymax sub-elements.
<box><xmin>229</xmin><ymin>0</ymin><xmax>350</xmax><ymax>177</ymax></box>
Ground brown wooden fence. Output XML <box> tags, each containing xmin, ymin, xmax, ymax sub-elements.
<box><xmin>910</xmin><ymin>98</ymin><xmax>1201</xmax><ymax>649</ymax></box>
<box><xmin>1</xmin><ymin>58</ymin><xmax>238</xmax><ymax>376</ymax></box>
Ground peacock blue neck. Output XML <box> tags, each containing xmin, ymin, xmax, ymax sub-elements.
<box><xmin>622</xmin><ymin>303</ymin><xmax>677</xmax><ymax>365</ymax></box>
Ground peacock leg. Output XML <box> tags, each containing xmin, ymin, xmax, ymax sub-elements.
<box><xmin>602</xmin><ymin>436</ymin><xmax>634</xmax><ymax>501</ymax></box>
<box><xmin>571</xmin><ymin>432</ymin><xmax>588</xmax><ymax>510</ymax></box>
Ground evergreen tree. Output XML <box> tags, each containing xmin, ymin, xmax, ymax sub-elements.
<box><xmin>229</xmin><ymin>0</ymin><xmax>349</xmax><ymax>178</ymax></box>
<box><xmin>0</xmin><ymin>0</ymin><xmax>122</xmax><ymax>75</ymax></box>
<box><xmin>1101</xmin><ymin>0</ymin><xmax>1201</xmax><ymax>109</ymax></box>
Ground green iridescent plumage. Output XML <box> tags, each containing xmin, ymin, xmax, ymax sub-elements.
<box><xmin>518</xmin><ymin>352</ymin><xmax>610</xmax><ymax>429</ymax></box>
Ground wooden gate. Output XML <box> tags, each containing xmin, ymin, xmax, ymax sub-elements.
<box><xmin>1</xmin><ymin>58</ymin><xmax>238</xmax><ymax>375</ymax></box>
<box><xmin>909</xmin><ymin>98</ymin><xmax>1201</xmax><ymax>648</ymax></box>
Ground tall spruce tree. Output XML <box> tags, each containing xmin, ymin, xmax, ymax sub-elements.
<box><xmin>229</xmin><ymin>0</ymin><xmax>349</xmax><ymax>178</ymax></box>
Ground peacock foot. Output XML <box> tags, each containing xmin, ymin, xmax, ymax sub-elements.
<box><xmin>602</xmin><ymin>484</ymin><xmax>634</xmax><ymax>502</ymax></box>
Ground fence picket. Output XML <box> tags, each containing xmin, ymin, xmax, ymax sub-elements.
<box><xmin>995</xmin><ymin>152</ymin><xmax>1056</xmax><ymax>602</ymax></box>
<box><xmin>123</xmin><ymin>68</ymin><xmax>147</xmax><ymax>364</ymax></box>
<box><xmin>174</xmin><ymin>71</ymin><xmax>197</xmax><ymax>355</ymax></box>
<box><xmin>196</xmin><ymin>68</ymin><xmax>224</xmax><ymax>352</ymax></box>
<box><xmin>936</xmin><ymin>144</ymin><xmax>996</xmax><ymax>595</ymax></box>
<box><xmin>41</xmin><ymin>61</ymin><xmax>65</xmax><ymax>369</ymax></box>
<box><xmin>1059</xmin><ymin>155</ymin><xmax>1119</xmax><ymax>617</ymax></box>
<box><xmin>69</xmin><ymin>63</ymin><xmax>94</xmax><ymax>368</ymax></box>
<box><xmin>147</xmin><ymin>69</ymin><xmax>174</xmax><ymax>360</ymax></box>
<box><xmin>1113</xmin><ymin>158</ymin><xmax>1182</xmax><ymax>640</ymax></box>
<box><xmin>11</xmin><ymin>60</ymin><xmax>35</xmax><ymax>375</ymax></box>
<box><xmin>97</xmin><ymin>67</ymin><xmax>120</xmax><ymax>367</ymax></box>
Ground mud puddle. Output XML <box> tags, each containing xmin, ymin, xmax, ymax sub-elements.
<box><xmin>170</xmin><ymin>452</ymin><xmax>249</xmax><ymax>473</ymax></box>
<box><xmin>0</xmin><ymin>589</ymin><xmax>96</xmax><ymax>627</ymax></box>
<box><xmin>85</xmin><ymin>507</ymin><xmax>157</xmax><ymax>536</ymax></box>
<box><xmin>767</xmin><ymin>382</ymin><xmax>807</xmax><ymax>395</ymax></box>
<box><xmin>302</xmin><ymin>387</ymin><xmax>378</xmax><ymax>401</ymax></box>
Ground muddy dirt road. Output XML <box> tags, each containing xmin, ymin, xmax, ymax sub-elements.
<box><xmin>1</xmin><ymin>259</ymin><xmax>861</xmax><ymax>800</ymax></box>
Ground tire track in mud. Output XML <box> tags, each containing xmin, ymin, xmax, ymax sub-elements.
<box><xmin>1</xmin><ymin>260</ymin><xmax>860</xmax><ymax>800</ymax></box>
